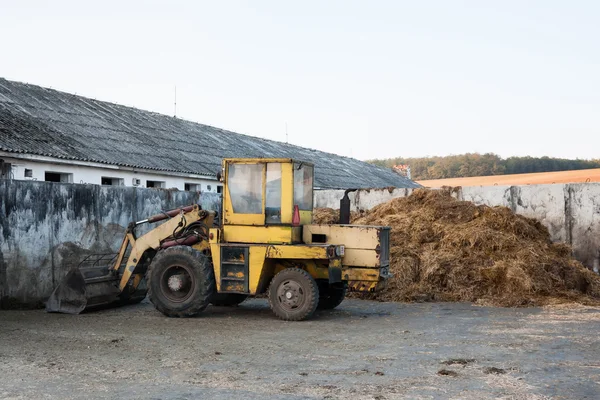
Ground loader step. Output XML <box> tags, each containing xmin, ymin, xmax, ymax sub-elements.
<box><xmin>220</xmin><ymin>246</ymin><xmax>249</xmax><ymax>292</ymax></box>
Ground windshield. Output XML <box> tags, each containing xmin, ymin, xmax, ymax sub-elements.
<box><xmin>293</xmin><ymin>163</ymin><xmax>314</xmax><ymax>211</ymax></box>
<box><xmin>228</xmin><ymin>163</ymin><xmax>263</xmax><ymax>214</ymax></box>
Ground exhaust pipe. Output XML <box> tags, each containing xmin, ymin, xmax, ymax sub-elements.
<box><xmin>339</xmin><ymin>189</ymin><xmax>357</xmax><ymax>224</ymax></box>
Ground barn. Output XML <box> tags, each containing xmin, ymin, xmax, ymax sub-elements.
<box><xmin>0</xmin><ymin>78</ymin><xmax>419</xmax><ymax>192</ymax></box>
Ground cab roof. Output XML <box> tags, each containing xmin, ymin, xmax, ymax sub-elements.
<box><xmin>223</xmin><ymin>158</ymin><xmax>314</xmax><ymax>167</ymax></box>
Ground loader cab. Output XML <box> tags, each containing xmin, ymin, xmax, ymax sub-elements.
<box><xmin>219</xmin><ymin>158</ymin><xmax>313</xmax><ymax>244</ymax></box>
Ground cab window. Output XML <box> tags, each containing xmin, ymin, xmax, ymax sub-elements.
<box><xmin>266</xmin><ymin>163</ymin><xmax>282</xmax><ymax>223</ymax></box>
<box><xmin>293</xmin><ymin>163</ymin><xmax>313</xmax><ymax>211</ymax></box>
<box><xmin>228</xmin><ymin>163</ymin><xmax>263</xmax><ymax>214</ymax></box>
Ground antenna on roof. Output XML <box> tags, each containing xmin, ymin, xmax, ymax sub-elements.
<box><xmin>285</xmin><ymin>122</ymin><xmax>288</xmax><ymax>143</ymax></box>
<box><xmin>174</xmin><ymin>85</ymin><xmax>177</xmax><ymax>118</ymax></box>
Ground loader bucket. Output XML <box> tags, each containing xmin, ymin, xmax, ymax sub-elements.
<box><xmin>46</xmin><ymin>253</ymin><xmax>145</xmax><ymax>314</ymax></box>
<box><xmin>45</xmin><ymin>266</ymin><xmax>122</xmax><ymax>314</ymax></box>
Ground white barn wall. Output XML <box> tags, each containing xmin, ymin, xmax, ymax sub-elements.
<box><xmin>1</xmin><ymin>156</ymin><xmax>222</xmax><ymax>193</ymax></box>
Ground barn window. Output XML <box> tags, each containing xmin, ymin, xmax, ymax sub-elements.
<box><xmin>24</xmin><ymin>169</ymin><xmax>33</xmax><ymax>178</ymax></box>
<box><xmin>184</xmin><ymin>183</ymin><xmax>200</xmax><ymax>191</ymax></box>
<box><xmin>45</xmin><ymin>171</ymin><xmax>72</xmax><ymax>183</ymax></box>
<box><xmin>101</xmin><ymin>177</ymin><xmax>124</xmax><ymax>186</ymax></box>
<box><xmin>146</xmin><ymin>180</ymin><xmax>165</xmax><ymax>188</ymax></box>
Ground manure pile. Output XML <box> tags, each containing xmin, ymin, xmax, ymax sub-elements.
<box><xmin>314</xmin><ymin>189</ymin><xmax>600</xmax><ymax>307</ymax></box>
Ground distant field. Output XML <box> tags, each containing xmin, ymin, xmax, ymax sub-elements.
<box><xmin>417</xmin><ymin>168</ymin><xmax>600</xmax><ymax>187</ymax></box>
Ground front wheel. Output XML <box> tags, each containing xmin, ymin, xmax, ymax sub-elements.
<box><xmin>268</xmin><ymin>268</ymin><xmax>319</xmax><ymax>321</ymax></box>
<box><xmin>146</xmin><ymin>246</ymin><xmax>215</xmax><ymax>318</ymax></box>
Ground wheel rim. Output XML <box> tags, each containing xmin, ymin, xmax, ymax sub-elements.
<box><xmin>159</xmin><ymin>264</ymin><xmax>196</xmax><ymax>303</ymax></box>
<box><xmin>276</xmin><ymin>279</ymin><xmax>305</xmax><ymax>311</ymax></box>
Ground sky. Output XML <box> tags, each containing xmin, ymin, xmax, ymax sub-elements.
<box><xmin>1</xmin><ymin>0</ymin><xmax>599</xmax><ymax>161</ymax></box>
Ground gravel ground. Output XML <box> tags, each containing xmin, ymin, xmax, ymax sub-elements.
<box><xmin>1</xmin><ymin>299</ymin><xmax>599</xmax><ymax>399</ymax></box>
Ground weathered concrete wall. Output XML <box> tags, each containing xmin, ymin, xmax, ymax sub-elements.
<box><xmin>0</xmin><ymin>180</ymin><xmax>221</xmax><ymax>308</ymax></box>
<box><xmin>458</xmin><ymin>185</ymin><xmax>569</xmax><ymax>244</ymax></box>
<box><xmin>315</xmin><ymin>183</ymin><xmax>600</xmax><ymax>269</ymax></box>
<box><xmin>314</xmin><ymin>187</ymin><xmax>417</xmax><ymax>211</ymax></box>
<box><xmin>568</xmin><ymin>184</ymin><xmax>600</xmax><ymax>267</ymax></box>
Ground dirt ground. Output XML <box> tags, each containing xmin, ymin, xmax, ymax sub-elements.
<box><xmin>417</xmin><ymin>167</ymin><xmax>600</xmax><ymax>187</ymax></box>
<box><xmin>1</xmin><ymin>299</ymin><xmax>599</xmax><ymax>400</ymax></box>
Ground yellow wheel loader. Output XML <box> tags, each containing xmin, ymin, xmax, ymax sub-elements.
<box><xmin>46</xmin><ymin>158</ymin><xmax>391</xmax><ymax>321</ymax></box>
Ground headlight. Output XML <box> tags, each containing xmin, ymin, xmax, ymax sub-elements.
<box><xmin>335</xmin><ymin>245</ymin><xmax>345</xmax><ymax>257</ymax></box>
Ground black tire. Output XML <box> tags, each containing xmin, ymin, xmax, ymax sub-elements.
<box><xmin>317</xmin><ymin>280</ymin><xmax>346</xmax><ymax>310</ymax></box>
<box><xmin>268</xmin><ymin>268</ymin><xmax>319</xmax><ymax>321</ymax></box>
<box><xmin>146</xmin><ymin>246</ymin><xmax>215</xmax><ymax>318</ymax></box>
<box><xmin>211</xmin><ymin>293</ymin><xmax>248</xmax><ymax>306</ymax></box>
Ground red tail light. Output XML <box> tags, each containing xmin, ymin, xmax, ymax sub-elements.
<box><xmin>292</xmin><ymin>204</ymin><xmax>300</xmax><ymax>226</ymax></box>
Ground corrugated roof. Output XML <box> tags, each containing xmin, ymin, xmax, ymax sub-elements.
<box><xmin>0</xmin><ymin>78</ymin><xmax>420</xmax><ymax>189</ymax></box>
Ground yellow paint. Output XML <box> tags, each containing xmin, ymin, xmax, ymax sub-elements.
<box><xmin>221</xmin><ymin>158</ymin><xmax>316</xmax><ymax>228</ymax></box>
<box><xmin>131</xmin><ymin>273</ymin><xmax>143</xmax><ymax>289</ymax></box>
<box><xmin>191</xmin><ymin>240</ymin><xmax>211</xmax><ymax>253</ymax></box>
<box><xmin>341</xmin><ymin>249</ymin><xmax>382</xmax><ymax>267</ymax></box>
<box><xmin>210</xmin><ymin>242</ymin><xmax>222</xmax><ymax>291</ymax></box>
<box><xmin>248</xmin><ymin>246</ymin><xmax>268</xmax><ymax>293</ymax></box>
<box><xmin>224</xmin><ymin>282</ymin><xmax>245</xmax><ymax>292</ymax></box>
<box><xmin>266</xmin><ymin>244</ymin><xmax>330</xmax><ymax>259</ymax></box>
<box><xmin>281</xmin><ymin>163</ymin><xmax>293</xmax><ymax>224</ymax></box>
<box><xmin>301</xmin><ymin>225</ymin><xmax>387</xmax><ymax>268</ymax></box>
<box><xmin>272</xmin><ymin>260</ymin><xmax>329</xmax><ymax>282</ymax></box>
<box><xmin>299</xmin><ymin>210</ymin><xmax>312</xmax><ymax>225</ymax></box>
<box><xmin>209</xmin><ymin>228</ymin><xmax>220</xmax><ymax>243</ymax></box>
<box><xmin>303</xmin><ymin>224</ymin><xmax>382</xmax><ymax>249</ymax></box>
<box><xmin>268</xmin><ymin>260</ymin><xmax>381</xmax><ymax>286</ymax></box>
<box><xmin>223</xmin><ymin>225</ymin><xmax>298</xmax><ymax>244</ymax></box>
<box><xmin>342</xmin><ymin>267</ymin><xmax>381</xmax><ymax>282</ymax></box>
<box><xmin>104</xmin><ymin>157</ymin><xmax>391</xmax><ymax>302</ymax></box>
<box><xmin>118</xmin><ymin>207</ymin><xmax>215</xmax><ymax>291</ymax></box>
<box><xmin>111</xmin><ymin>232</ymin><xmax>132</xmax><ymax>272</ymax></box>
<box><xmin>303</xmin><ymin>261</ymin><xmax>329</xmax><ymax>280</ymax></box>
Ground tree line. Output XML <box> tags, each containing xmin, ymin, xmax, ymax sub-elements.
<box><xmin>369</xmin><ymin>153</ymin><xmax>600</xmax><ymax>180</ymax></box>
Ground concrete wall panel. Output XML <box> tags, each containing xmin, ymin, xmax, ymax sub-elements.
<box><xmin>460</xmin><ymin>185</ymin><xmax>512</xmax><ymax>208</ymax></box>
<box><xmin>512</xmin><ymin>184</ymin><xmax>568</xmax><ymax>243</ymax></box>
<box><xmin>0</xmin><ymin>180</ymin><xmax>221</xmax><ymax>308</ymax></box>
<box><xmin>354</xmin><ymin>188</ymin><xmax>415</xmax><ymax>212</ymax></box>
<box><xmin>569</xmin><ymin>183</ymin><xmax>600</xmax><ymax>266</ymax></box>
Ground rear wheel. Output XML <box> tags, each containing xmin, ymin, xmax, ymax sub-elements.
<box><xmin>317</xmin><ymin>280</ymin><xmax>346</xmax><ymax>310</ymax></box>
<box><xmin>268</xmin><ymin>268</ymin><xmax>319</xmax><ymax>321</ymax></box>
<box><xmin>211</xmin><ymin>293</ymin><xmax>248</xmax><ymax>306</ymax></box>
<box><xmin>146</xmin><ymin>246</ymin><xmax>215</xmax><ymax>317</ymax></box>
